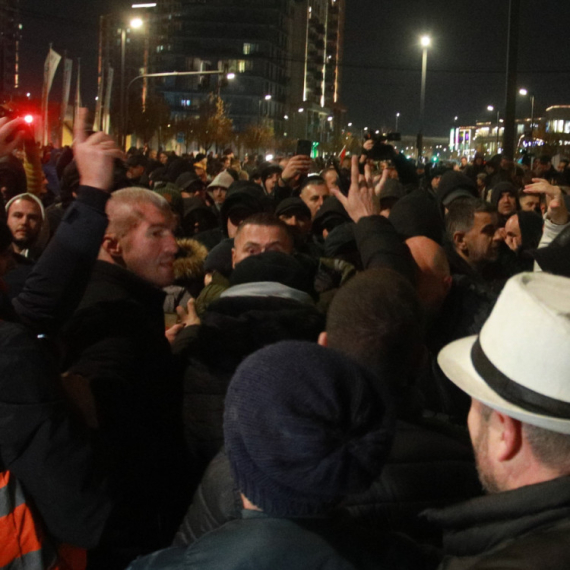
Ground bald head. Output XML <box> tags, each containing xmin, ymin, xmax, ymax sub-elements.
<box><xmin>406</xmin><ymin>236</ymin><xmax>452</xmax><ymax>315</ymax></box>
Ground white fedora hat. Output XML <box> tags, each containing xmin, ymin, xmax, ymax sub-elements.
<box><xmin>438</xmin><ymin>272</ymin><xmax>570</xmax><ymax>434</ymax></box>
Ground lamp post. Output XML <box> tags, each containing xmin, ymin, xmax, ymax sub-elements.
<box><xmin>487</xmin><ymin>105</ymin><xmax>501</xmax><ymax>154</ymax></box>
<box><xmin>258</xmin><ymin>94</ymin><xmax>271</xmax><ymax>125</ymax></box>
<box><xmin>519</xmin><ymin>88</ymin><xmax>535</xmax><ymax>143</ymax></box>
<box><xmin>417</xmin><ymin>35</ymin><xmax>431</xmax><ymax>160</ymax></box>
<box><xmin>395</xmin><ymin>112</ymin><xmax>400</xmax><ymax>132</ymax></box>
<box><xmin>120</xmin><ymin>17</ymin><xmax>144</xmax><ymax>149</ymax></box>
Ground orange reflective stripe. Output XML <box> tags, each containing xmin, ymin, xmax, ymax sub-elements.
<box><xmin>0</xmin><ymin>502</ymin><xmax>44</xmax><ymax>566</ymax></box>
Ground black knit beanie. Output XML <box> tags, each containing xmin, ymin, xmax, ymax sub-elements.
<box><xmin>224</xmin><ymin>341</ymin><xmax>395</xmax><ymax>517</ymax></box>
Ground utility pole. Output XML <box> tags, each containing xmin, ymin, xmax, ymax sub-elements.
<box><xmin>503</xmin><ymin>0</ymin><xmax>521</xmax><ymax>159</ymax></box>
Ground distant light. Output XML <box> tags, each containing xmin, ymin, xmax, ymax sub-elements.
<box><xmin>327</xmin><ymin>116</ymin><xmax>333</xmax><ymax>122</ymax></box>
<box><xmin>347</xmin><ymin>122</ymin><xmax>352</xmax><ymax>127</ymax></box>
<box><xmin>226</xmin><ymin>73</ymin><xmax>236</xmax><ymax>80</ymax></box>
<box><xmin>454</xmin><ymin>116</ymin><xmax>458</xmax><ymax>121</ymax></box>
<box><xmin>266</xmin><ymin>154</ymin><xmax>274</xmax><ymax>161</ymax></box>
<box><xmin>420</xmin><ymin>35</ymin><xmax>431</xmax><ymax>48</ymax></box>
<box><xmin>364</xmin><ymin>126</ymin><xmax>368</xmax><ymax>131</ymax></box>
<box><xmin>487</xmin><ymin>105</ymin><xmax>494</xmax><ymax>111</ymax></box>
<box><xmin>132</xmin><ymin>2</ymin><xmax>157</xmax><ymax>6</ymax></box>
<box><xmin>375</xmin><ymin>129</ymin><xmax>380</xmax><ymax>134</ymax></box>
<box><xmin>298</xmin><ymin>108</ymin><xmax>304</xmax><ymax>113</ymax></box>
<box><xmin>26</xmin><ymin>92</ymin><xmax>31</xmax><ymax>98</ymax></box>
<box><xmin>24</xmin><ymin>115</ymin><xmax>33</xmax><ymax>124</ymax></box>
<box><xmin>284</xmin><ymin>115</ymin><xmax>289</xmax><ymax>120</ymax></box>
<box><xmin>519</xmin><ymin>88</ymin><xmax>528</xmax><ymax>96</ymax></box>
<box><xmin>396</xmin><ymin>112</ymin><xmax>400</xmax><ymax>117</ymax></box>
<box><xmin>265</xmin><ymin>94</ymin><xmax>272</xmax><ymax>101</ymax></box>
<box><xmin>130</xmin><ymin>17</ymin><xmax>143</xmax><ymax>28</ymax></box>
<box><xmin>95</xmin><ymin>96</ymin><xmax>99</xmax><ymax>101</ymax></box>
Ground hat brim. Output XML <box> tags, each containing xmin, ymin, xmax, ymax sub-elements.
<box><xmin>439</xmin><ymin>336</ymin><xmax>570</xmax><ymax>434</ymax></box>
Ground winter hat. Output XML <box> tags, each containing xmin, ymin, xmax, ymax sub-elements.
<box><xmin>224</xmin><ymin>340</ymin><xmax>395</xmax><ymax>516</ymax></box>
<box><xmin>379</xmin><ymin>178</ymin><xmax>406</xmax><ymax>202</ymax></box>
<box><xmin>5</xmin><ymin>193</ymin><xmax>45</xmax><ymax>221</ymax></box>
<box><xmin>389</xmin><ymin>189</ymin><xmax>445</xmax><ymax>245</ymax></box>
<box><xmin>275</xmin><ymin>197</ymin><xmax>311</xmax><ymax>220</ymax></box>
<box><xmin>312</xmin><ymin>196</ymin><xmax>350</xmax><ymax>236</ymax></box>
<box><xmin>229</xmin><ymin>250</ymin><xmax>315</xmax><ymax>299</ymax></box>
<box><xmin>490</xmin><ymin>182</ymin><xmax>519</xmax><ymax>209</ymax></box>
<box><xmin>203</xmin><ymin>238</ymin><xmax>234</xmax><ymax>278</ymax></box>
<box><xmin>436</xmin><ymin>171</ymin><xmax>478</xmax><ymax>206</ymax></box>
<box><xmin>152</xmin><ymin>184</ymin><xmax>184</xmax><ymax>219</ymax></box>
<box><xmin>208</xmin><ymin>170</ymin><xmax>234</xmax><ymax>190</ymax></box>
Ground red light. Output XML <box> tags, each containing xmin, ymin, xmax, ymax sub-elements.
<box><xmin>24</xmin><ymin>115</ymin><xmax>33</xmax><ymax>124</ymax></box>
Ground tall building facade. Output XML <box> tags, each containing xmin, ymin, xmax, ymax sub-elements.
<box><xmin>0</xmin><ymin>0</ymin><xmax>22</xmax><ymax>99</ymax></box>
<box><xmin>99</xmin><ymin>0</ymin><xmax>346</xmax><ymax>145</ymax></box>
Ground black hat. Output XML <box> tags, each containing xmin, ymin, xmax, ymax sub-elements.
<box><xmin>312</xmin><ymin>196</ymin><xmax>350</xmax><ymax>236</ymax></box>
<box><xmin>436</xmin><ymin>171</ymin><xmax>478</xmax><ymax>206</ymax></box>
<box><xmin>275</xmin><ymin>197</ymin><xmax>311</xmax><ymax>220</ymax></box>
<box><xmin>490</xmin><ymin>182</ymin><xmax>518</xmax><ymax>208</ymax></box>
<box><xmin>379</xmin><ymin>178</ymin><xmax>406</xmax><ymax>202</ymax></box>
<box><xmin>229</xmin><ymin>250</ymin><xmax>315</xmax><ymax>297</ymax></box>
<box><xmin>224</xmin><ymin>340</ymin><xmax>395</xmax><ymax>516</ymax></box>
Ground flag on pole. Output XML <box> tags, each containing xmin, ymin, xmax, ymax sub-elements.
<box><xmin>102</xmin><ymin>67</ymin><xmax>114</xmax><ymax>135</ymax></box>
<box><xmin>73</xmin><ymin>58</ymin><xmax>82</xmax><ymax>127</ymax></box>
<box><xmin>338</xmin><ymin>145</ymin><xmax>347</xmax><ymax>163</ymax></box>
<box><xmin>41</xmin><ymin>46</ymin><xmax>62</xmax><ymax>146</ymax></box>
<box><xmin>60</xmin><ymin>56</ymin><xmax>73</xmax><ymax>146</ymax></box>
<box><xmin>93</xmin><ymin>69</ymin><xmax>105</xmax><ymax>132</ymax></box>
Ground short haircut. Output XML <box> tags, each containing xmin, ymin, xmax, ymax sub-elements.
<box><xmin>321</xmin><ymin>168</ymin><xmax>340</xmax><ymax>184</ymax></box>
<box><xmin>523</xmin><ymin>423</ymin><xmax>570</xmax><ymax>472</ymax></box>
<box><xmin>299</xmin><ymin>175</ymin><xmax>327</xmax><ymax>193</ymax></box>
<box><xmin>235</xmin><ymin>212</ymin><xmax>293</xmax><ymax>245</ymax></box>
<box><xmin>445</xmin><ymin>197</ymin><xmax>496</xmax><ymax>240</ymax></box>
<box><xmin>480</xmin><ymin>404</ymin><xmax>570</xmax><ymax>473</ymax></box>
<box><xmin>326</xmin><ymin>268</ymin><xmax>423</xmax><ymax>393</ymax></box>
<box><xmin>107</xmin><ymin>187</ymin><xmax>172</xmax><ymax>237</ymax></box>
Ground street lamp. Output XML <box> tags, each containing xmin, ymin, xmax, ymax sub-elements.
<box><xmin>487</xmin><ymin>105</ymin><xmax>501</xmax><ymax>153</ymax></box>
<box><xmin>395</xmin><ymin>112</ymin><xmax>400</xmax><ymax>132</ymax></box>
<box><xmin>519</xmin><ymin>88</ymin><xmax>535</xmax><ymax>143</ymax></box>
<box><xmin>258</xmin><ymin>94</ymin><xmax>272</xmax><ymax>125</ymax></box>
<box><xmin>418</xmin><ymin>35</ymin><xmax>431</xmax><ymax>159</ymax></box>
<box><xmin>120</xmin><ymin>17</ymin><xmax>146</xmax><ymax>148</ymax></box>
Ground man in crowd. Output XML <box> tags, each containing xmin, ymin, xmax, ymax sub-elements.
<box><xmin>427</xmin><ymin>272</ymin><xmax>570</xmax><ymax>568</ymax></box>
<box><xmin>62</xmin><ymin>187</ymin><xmax>191</xmax><ymax>568</ymax></box>
<box><xmin>128</xmin><ymin>341</ymin><xmax>427</xmax><ymax>570</ymax></box>
<box><xmin>5</xmin><ymin>193</ymin><xmax>44</xmax><ymax>259</ymax></box>
<box><xmin>299</xmin><ymin>175</ymin><xmax>330</xmax><ymax>219</ymax></box>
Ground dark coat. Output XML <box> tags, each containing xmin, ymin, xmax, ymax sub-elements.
<box><xmin>132</xmin><ymin>510</ymin><xmax>432</xmax><ymax>570</ymax></box>
<box><xmin>0</xmin><ymin>322</ymin><xmax>111</xmax><ymax>547</ymax></box>
<box><xmin>175</xmin><ymin>418</ymin><xmax>480</xmax><ymax>548</ymax></box>
<box><xmin>424</xmin><ymin>476</ymin><xmax>570</xmax><ymax>570</ymax></box>
<box><xmin>172</xmin><ymin>293</ymin><xmax>325</xmax><ymax>475</ymax></box>
<box><xmin>62</xmin><ymin>260</ymin><xmax>191</xmax><ymax>565</ymax></box>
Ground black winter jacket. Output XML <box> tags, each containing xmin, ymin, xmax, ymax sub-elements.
<box><xmin>424</xmin><ymin>475</ymin><xmax>570</xmax><ymax>569</ymax></box>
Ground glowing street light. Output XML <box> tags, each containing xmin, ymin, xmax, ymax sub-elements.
<box><xmin>418</xmin><ymin>35</ymin><xmax>431</xmax><ymax>159</ymax></box>
<box><xmin>519</xmin><ymin>88</ymin><xmax>535</xmax><ymax>142</ymax></box>
<box><xmin>130</xmin><ymin>17</ymin><xmax>143</xmax><ymax>29</ymax></box>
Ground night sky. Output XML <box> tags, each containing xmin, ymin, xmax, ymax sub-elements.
<box><xmin>18</xmin><ymin>0</ymin><xmax>570</xmax><ymax>138</ymax></box>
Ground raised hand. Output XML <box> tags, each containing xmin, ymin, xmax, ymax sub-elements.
<box><xmin>73</xmin><ymin>108</ymin><xmax>124</xmax><ymax>191</ymax></box>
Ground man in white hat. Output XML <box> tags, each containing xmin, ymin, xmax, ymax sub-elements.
<box><xmin>425</xmin><ymin>271</ymin><xmax>570</xmax><ymax>569</ymax></box>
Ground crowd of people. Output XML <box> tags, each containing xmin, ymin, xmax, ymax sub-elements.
<box><xmin>2</xmin><ymin>110</ymin><xmax>570</xmax><ymax>570</ymax></box>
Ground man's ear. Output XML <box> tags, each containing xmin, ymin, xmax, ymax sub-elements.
<box><xmin>453</xmin><ymin>231</ymin><xmax>467</xmax><ymax>252</ymax></box>
<box><xmin>493</xmin><ymin>411</ymin><xmax>523</xmax><ymax>462</ymax></box>
<box><xmin>101</xmin><ymin>234</ymin><xmax>122</xmax><ymax>258</ymax></box>
<box><xmin>317</xmin><ymin>331</ymin><xmax>328</xmax><ymax>347</ymax></box>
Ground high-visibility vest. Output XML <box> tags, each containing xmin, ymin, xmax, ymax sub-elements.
<box><xmin>0</xmin><ymin>470</ymin><xmax>86</xmax><ymax>570</ymax></box>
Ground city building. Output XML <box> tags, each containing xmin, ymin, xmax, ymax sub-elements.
<box><xmin>98</xmin><ymin>0</ymin><xmax>346</xmax><ymax>148</ymax></box>
<box><xmin>0</xmin><ymin>0</ymin><xmax>22</xmax><ymax>99</ymax></box>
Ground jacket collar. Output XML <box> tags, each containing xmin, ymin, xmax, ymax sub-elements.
<box><xmin>424</xmin><ymin>476</ymin><xmax>570</xmax><ymax>557</ymax></box>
